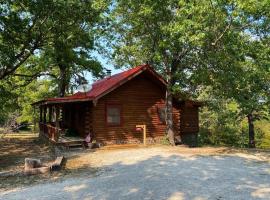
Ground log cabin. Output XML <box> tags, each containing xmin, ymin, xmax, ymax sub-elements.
<box><xmin>33</xmin><ymin>64</ymin><xmax>202</xmax><ymax>147</ymax></box>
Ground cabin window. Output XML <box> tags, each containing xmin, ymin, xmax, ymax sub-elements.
<box><xmin>106</xmin><ymin>105</ymin><xmax>122</xmax><ymax>126</ymax></box>
<box><xmin>157</xmin><ymin>106</ymin><xmax>166</xmax><ymax>124</ymax></box>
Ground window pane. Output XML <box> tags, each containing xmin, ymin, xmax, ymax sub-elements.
<box><xmin>107</xmin><ymin>106</ymin><xmax>121</xmax><ymax>125</ymax></box>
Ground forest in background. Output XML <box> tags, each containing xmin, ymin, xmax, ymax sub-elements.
<box><xmin>0</xmin><ymin>0</ymin><xmax>269</xmax><ymax>148</ymax></box>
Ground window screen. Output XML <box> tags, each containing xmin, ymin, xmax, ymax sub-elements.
<box><xmin>106</xmin><ymin>105</ymin><xmax>121</xmax><ymax>125</ymax></box>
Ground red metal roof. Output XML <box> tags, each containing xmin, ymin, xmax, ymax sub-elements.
<box><xmin>36</xmin><ymin>64</ymin><xmax>166</xmax><ymax>104</ymax></box>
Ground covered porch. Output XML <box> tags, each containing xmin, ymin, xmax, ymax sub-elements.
<box><xmin>35</xmin><ymin>100</ymin><xmax>93</xmax><ymax>147</ymax></box>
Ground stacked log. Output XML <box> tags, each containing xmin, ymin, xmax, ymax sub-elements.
<box><xmin>24</xmin><ymin>156</ymin><xmax>65</xmax><ymax>175</ymax></box>
<box><xmin>24</xmin><ymin>158</ymin><xmax>50</xmax><ymax>175</ymax></box>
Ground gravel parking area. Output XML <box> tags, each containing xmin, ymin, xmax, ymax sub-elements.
<box><xmin>1</xmin><ymin>146</ymin><xmax>270</xmax><ymax>200</ymax></box>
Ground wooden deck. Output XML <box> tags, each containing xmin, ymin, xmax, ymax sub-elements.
<box><xmin>55</xmin><ymin>136</ymin><xmax>85</xmax><ymax>149</ymax></box>
<box><xmin>39</xmin><ymin>123</ymin><xmax>86</xmax><ymax>149</ymax></box>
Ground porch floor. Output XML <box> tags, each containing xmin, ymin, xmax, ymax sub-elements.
<box><xmin>54</xmin><ymin>136</ymin><xmax>85</xmax><ymax>149</ymax></box>
<box><xmin>57</xmin><ymin>136</ymin><xmax>84</xmax><ymax>143</ymax></box>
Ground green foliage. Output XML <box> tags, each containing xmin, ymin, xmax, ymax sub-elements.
<box><xmin>0</xmin><ymin>0</ymin><xmax>109</xmax><ymax>80</ymax></box>
<box><xmin>0</xmin><ymin>81</ymin><xmax>19</xmax><ymax>125</ymax></box>
<box><xmin>0</xmin><ymin>77</ymin><xmax>56</xmax><ymax>125</ymax></box>
<box><xmin>17</xmin><ymin>79</ymin><xmax>56</xmax><ymax>123</ymax></box>
<box><xmin>160</xmin><ymin>136</ymin><xmax>171</xmax><ymax>145</ymax></box>
<box><xmin>32</xmin><ymin>0</ymin><xmax>108</xmax><ymax>96</ymax></box>
<box><xmin>198</xmin><ymin>98</ymin><xmax>270</xmax><ymax>148</ymax></box>
<box><xmin>255</xmin><ymin>120</ymin><xmax>270</xmax><ymax>149</ymax></box>
<box><xmin>0</xmin><ymin>0</ymin><xmax>110</xmax><ymax>125</ymax></box>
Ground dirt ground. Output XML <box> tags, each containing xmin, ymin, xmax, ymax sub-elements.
<box><xmin>0</xmin><ymin>133</ymin><xmax>98</xmax><ymax>190</ymax></box>
<box><xmin>0</xmin><ymin>133</ymin><xmax>53</xmax><ymax>172</ymax></box>
<box><xmin>1</xmin><ymin>145</ymin><xmax>270</xmax><ymax>200</ymax></box>
<box><xmin>0</xmin><ymin>134</ymin><xmax>270</xmax><ymax>199</ymax></box>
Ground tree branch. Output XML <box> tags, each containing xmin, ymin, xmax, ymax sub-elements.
<box><xmin>0</xmin><ymin>35</ymin><xmax>43</xmax><ymax>80</ymax></box>
<box><xmin>13</xmin><ymin>72</ymin><xmax>57</xmax><ymax>79</ymax></box>
<box><xmin>211</xmin><ymin>13</ymin><xmax>233</xmax><ymax>46</ymax></box>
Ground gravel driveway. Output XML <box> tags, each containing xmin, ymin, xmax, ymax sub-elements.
<box><xmin>1</xmin><ymin>146</ymin><xmax>270</xmax><ymax>200</ymax></box>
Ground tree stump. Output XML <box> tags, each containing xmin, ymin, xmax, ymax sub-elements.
<box><xmin>24</xmin><ymin>158</ymin><xmax>42</xmax><ymax>170</ymax></box>
<box><xmin>24</xmin><ymin>158</ymin><xmax>50</xmax><ymax>175</ymax></box>
<box><xmin>51</xmin><ymin>156</ymin><xmax>65</xmax><ymax>171</ymax></box>
<box><xmin>24</xmin><ymin>166</ymin><xmax>50</xmax><ymax>176</ymax></box>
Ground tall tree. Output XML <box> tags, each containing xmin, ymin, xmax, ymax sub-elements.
<box><xmin>34</xmin><ymin>0</ymin><xmax>108</xmax><ymax>96</ymax></box>
<box><xmin>0</xmin><ymin>0</ymin><xmax>57</xmax><ymax>79</ymax></box>
<box><xmin>205</xmin><ymin>0</ymin><xmax>270</xmax><ymax>148</ymax></box>
<box><xmin>108</xmin><ymin>0</ymin><xmax>245</xmax><ymax>144</ymax></box>
<box><xmin>0</xmin><ymin>0</ymin><xmax>108</xmax><ymax>86</ymax></box>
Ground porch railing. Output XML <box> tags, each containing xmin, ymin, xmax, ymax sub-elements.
<box><xmin>39</xmin><ymin>122</ymin><xmax>64</xmax><ymax>142</ymax></box>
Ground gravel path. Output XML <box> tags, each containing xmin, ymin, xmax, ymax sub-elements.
<box><xmin>1</xmin><ymin>147</ymin><xmax>270</xmax><ymax>200</ymax></box>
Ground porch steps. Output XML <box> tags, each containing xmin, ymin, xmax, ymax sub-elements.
<box><xmin>56</xmin><ymin>136</ymin><xmax>86</xmax><ymax>150</ymax></box>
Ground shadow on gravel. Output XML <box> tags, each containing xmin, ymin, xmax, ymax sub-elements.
<box><xmin>1</xmin><ymin>153</ymin><xmax>270</xmax><ymax>200</ymax></box>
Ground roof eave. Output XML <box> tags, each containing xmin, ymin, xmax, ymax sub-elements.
<box><xmin>32</xmin><ymin>98</ymin><xmax>93</xmax><ymax>106</ymax></box>
<box><xmin>94</xmin><ymin>65</ymin><xmax>167</xmax><ymax>102</ymax></box>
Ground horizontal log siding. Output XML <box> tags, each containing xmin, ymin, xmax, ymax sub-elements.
<box><xmin>180</xmin><ymin>106</ymin><xmax>199</xmax><ymax>134</ymax></box>
<box><xmin>92</xmin><ymin>73</ymin><xmax>180</xmax><ymax>144</ymax></box>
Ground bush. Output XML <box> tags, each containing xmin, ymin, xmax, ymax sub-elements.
<box><xmin>255</xmin><ymin>120</ymin><xmax>270</xmax><ymax>149</ymax></box>
<box><xmin>160</xmin><ymin>136</ymin><xmax>170</xmax><ymax>145</ymax></box>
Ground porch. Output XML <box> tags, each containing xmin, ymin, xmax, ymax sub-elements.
<box><xmin>36</xmin><ymin>101</ymin><xmax>93</xmax><ymax>148</ymax></box>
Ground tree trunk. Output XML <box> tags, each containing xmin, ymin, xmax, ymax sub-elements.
<box><xmin>247</xmin><ymin>113</ymin><xmax>255</xmax><ymax>148</ymax></box>
<box><xmin>58</xmin><ymin>64</ymin><xmax>67</xmax><ymax>97</ymax></box>
<box><xmin>165</xmin><ymin>86</ymin><xmax>175</xmax><ymax>145</ymax></box>
<box><xmin>165</xmin><ymin>63</ymin><xmax>176</xmax><ymax>146</ymax></box>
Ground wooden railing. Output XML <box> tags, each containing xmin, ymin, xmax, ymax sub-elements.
<box><xmin>39</xmin><ymin>122</ymin><xmax>64</xmax><ymax>142</ymax></box>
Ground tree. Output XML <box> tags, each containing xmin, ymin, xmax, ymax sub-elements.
<box><xmin>32</xmin><ymin>0</ymin><xmax>108</xmax><ymax>97</ymax></box>
<box><xmin>205</xmin><ymin>0</ymin><xmax>270</xmax><ymax>148</ymax></box>
<box><xmin>0</xmin><ymin>81</ymin><xmax>18</xmax><ymax>125</ymax></box>
<box><xmin>0</xmin><ymin>0</ymin><xmax>110</xmax><ymax>125</ymax></box>
<box><xmin>214</xmin><ymin>39</ymin><xmax>270</xmax><ymax>148</ymax></box>
<box><xmin>0</xmin><ymin>0</ymin><xmax>56</xmax><ymax>79</ymax></box>
<box><xmin>0</xmin><ymin>0</ymin><xmax>108</xmax><ymax>86</ymax></box>
<box><xmin>108</xmin><ymin>0</ymin><xmax>246</xmax><ymax>145</ymax></box>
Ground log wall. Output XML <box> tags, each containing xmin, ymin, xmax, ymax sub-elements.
<box><xmin>92</xmin><ymin>73</ymin><xmax>180</xmax><ymax>144</ymax></box>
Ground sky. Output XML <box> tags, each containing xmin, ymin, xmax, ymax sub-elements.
<box><xmin>85</xmin><ymin>52</ymin><xmax>123</xmax><ymax>84</ymax></box>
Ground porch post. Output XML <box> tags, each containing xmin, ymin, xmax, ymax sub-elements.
<box><xmin>33</xmin><ymin>106</ymin><xmax>36</xmax><ymax>132</ymax></box>
<box><xmin>52</xmin><ymin>106</ymin><xmax>56</xmax><ymax>122</ymax></box>
<box><xmin>39</xmin><ymin>106</ymin><xmax>43</xmax><ymax>123</ymax></box>
<box><xmin>55</xmin><ymin>106</ymin><xmax>60</xmax><ymax>129</ymax></box>
<box><xmin>43</xmin><ymin>106</ymin><xmax>47</xmax><ymax>123</ymax></box>
<box><xmin>48</xmin><ymin>106</ymin><xmax>52</xmax><ymax>123</ymax></box>
<box><xmin>55</xmin><ymin>105</ymin><xmax>60</xmax><ymax>141</ymax></box>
